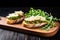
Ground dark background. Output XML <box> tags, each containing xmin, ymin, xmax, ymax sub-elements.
<box><xmin>0</xmin><ymin>0</ymin><xmax>60</xmax><ymax>7</ymax></box>
<box><xmin>0</xmin><ymin>0</ymin><xmax>60</xmax><ymax>17</ymax></box>
<box><xmin>0</xmin><ymin>7</ymin><xmax>60</xmax><ymax>18</ymax></box>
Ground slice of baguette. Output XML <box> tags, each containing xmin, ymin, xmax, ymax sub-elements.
<box><xmin>7</xmin><ymin>17</ymin><xmax>24</xmax><ymax>24</ymax></box>
<box><xmin>22</xmin><ymin>21</ymin><xmax>47</xmax><ymax>28</ymax></box>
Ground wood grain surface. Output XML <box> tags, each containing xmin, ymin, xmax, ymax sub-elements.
<box><xmin>0</xmin><ymin>28</ymin><xmax>60</xmax><ymax>40</ymax></box>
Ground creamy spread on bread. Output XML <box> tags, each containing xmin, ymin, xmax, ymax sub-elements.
<box><xmin>6</xmin><ymin>11</ymin><xmax>24</xmax><ymax>20</ymax></box>
<box><xmin>25</xmin><ymin>15</ymin><xmax>46</xmax><ymax>21</ymax></box>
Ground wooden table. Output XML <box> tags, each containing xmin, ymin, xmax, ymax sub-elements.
<box><xmin>0</xmin><ymin>7</ymin><xmax>60</xmax><ymax>40</ymax></box>
<box><xmin>0</xmin><ymin>28</ymin><xmax>60</xmax><ymax>40</ymax></box>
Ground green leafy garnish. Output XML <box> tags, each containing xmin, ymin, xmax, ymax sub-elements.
<box><xmin>8</xmin><ymin>16</ymin><xmax>21</xmax><ymax>20</ymax></box>
<box><xmin>25</xmin><ymin>8</ymin><xmax>60</xmax><ymax>31</ymax></box>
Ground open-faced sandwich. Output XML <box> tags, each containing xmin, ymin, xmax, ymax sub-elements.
<box><xmin>23</xmin><ymin>8</ymin><xmax>60</xmax><ymax>30</ymax></box>
<box><xmin>6</xmin><ymin>11</ymin><xmax>24</xmax><ymax>24</ymax></box>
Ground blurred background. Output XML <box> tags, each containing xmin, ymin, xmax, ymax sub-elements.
<box><xmin>0</xmin><ymin>0</ymin><xmax>60</xmax><ymax>7</ymax></box>
<box><xmin>0</xmin><ymin>0</ymin><xmax>60</xmax><ymax>16</ymax></box>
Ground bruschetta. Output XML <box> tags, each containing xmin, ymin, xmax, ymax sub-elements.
<box><xmin>6</xmin><ymin>11</ymin><xmax>24</xmax><ymax>24</ymax></box>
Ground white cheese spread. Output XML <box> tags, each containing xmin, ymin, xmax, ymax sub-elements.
<box><xmin>25</xmin><ymin>15</ymin><xmax>46</xmax><ymax>21</ymax></box>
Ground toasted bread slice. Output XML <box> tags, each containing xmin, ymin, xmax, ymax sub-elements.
<box><xmin>7</xmin><ymin>17</ymin><xmax>24</xmax><ymax>24</ymax></box>
<box><xmin>22</xmin><ymin>21</ymin><xmax>47</xmax><ymax>28</ymax></box>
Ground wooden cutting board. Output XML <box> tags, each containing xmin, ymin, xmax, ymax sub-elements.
<box><xmin>0</xmin><ymin>17</ymin><xmax>59</xmax><ymax>37</ymax></box>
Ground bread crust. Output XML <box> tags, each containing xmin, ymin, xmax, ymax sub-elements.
<box><xmin>22</xmin><ymin>21</ymin><xmax>47</xmax><ymax>28</ymax></box>
<box><xmin>7</xmin><ymin>17</ymin><xmax>24</xmax><ymax>24</ymax></box>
